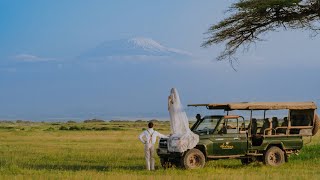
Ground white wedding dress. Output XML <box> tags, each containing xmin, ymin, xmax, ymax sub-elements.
<box><xmin>167</xmin><ymin>88</ymin><xmax>199</xmax><ymax>152</ymax></box>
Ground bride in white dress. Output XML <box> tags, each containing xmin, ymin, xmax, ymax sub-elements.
<box><xmin>167</xmin><ymin>88</ymin><xmax>199</xmax><ymax>152</ymax></box>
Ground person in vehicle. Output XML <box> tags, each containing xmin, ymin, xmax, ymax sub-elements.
<box><xmin>279</xmin><ymin>117</ymin><xmax>288</xmax><ymax>134</ymax></box>
<box><xmin>218</xmin><ymin>122</ymin><xmax>227</xmax><ymax>134</ymax></box>
<box><xmin>272</xmin><ymin>117</ymin><xmax>279</xmax><ymax>134</ymax></box>
<box><xmin>196</xmin><ymin>114</ymin><xmax>201</xmax><ymax>121</ymax></box>
<box><xmin>239</xmin><ymin>122</ymin><xmax>246</xmax><ymax>131</ymax></box>
<box><xmin>282</xmin><ymin>117</ymin><xmax>288</xmax><ymax>127</ymax></box>
<box><xmin>250</xmin><ymin>118</ymin><xmax>258</xmax><ymax>135</ymax></box>
<box><xmin>272</xmin><ymin>117</ymin><xmax>279</xmax><ymax>128</ymax></box>
<box><xmin>260</xmin><ymin>118</ymin><xmax>272</xmax><ymax>135</ymax></box>
<box><xmin>191</xmin><ymin>114</ymin><xmax>202</xmax><ymax>130</ymax></box>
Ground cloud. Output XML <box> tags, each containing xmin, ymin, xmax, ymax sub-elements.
<box><xmin>0</xmin><ymin>68</ymin><xmax>17</xmax><ymax>73</ymax></box>
<box><xmin>12</xmin><ymin>54</ymin><xmax>55</xmax><ymax>62</ymax></box>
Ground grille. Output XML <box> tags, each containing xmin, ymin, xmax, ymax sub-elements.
<box><xmin>159</xmin><ymin>138</ymin><xmax>168</xmax><ymax>148</ymax></box>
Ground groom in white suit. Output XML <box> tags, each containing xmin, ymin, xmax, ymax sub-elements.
<box><xmin>139</xmin><ymin>122</ymin><xmax>168</xmax><ymax>170</ymax></box>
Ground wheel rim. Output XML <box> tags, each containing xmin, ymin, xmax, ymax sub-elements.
<box><xmin>268</xmin><ymin>152</ymin><xmax>281</xmax><ymax>165</ymax></box>
<box><xmin>188</xmin><ymin>154</ymin><xmax>201</xmax><ymax>167</ymax></box>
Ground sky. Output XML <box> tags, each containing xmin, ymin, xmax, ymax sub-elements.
<box><xmin>0</xmin><ymin>0</ymin><xmax>319</xmax><ymax>121</ymax></box>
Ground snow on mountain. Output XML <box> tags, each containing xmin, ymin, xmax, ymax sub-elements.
<box><xmin>80</xmin><ymin>37</ymin><xmax>191</xmax><ymax>59</ymax></box>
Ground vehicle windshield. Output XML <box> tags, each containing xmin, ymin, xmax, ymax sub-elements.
<box><xmin>194</xmin><ymin>116</ymin><xmax>221</xmax><ymax>133</ymax></box>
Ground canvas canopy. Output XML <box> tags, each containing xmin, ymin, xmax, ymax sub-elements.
<box><xmin>188</xmin><ymin>102</ymin><xmax>317</xmax><ymax>111</ymax></box>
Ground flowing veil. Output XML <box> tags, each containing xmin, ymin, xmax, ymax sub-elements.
<box><xmin>168</xmin><ymin>88</ymin><xmax>199</xmax><ymax>152</ymax></box>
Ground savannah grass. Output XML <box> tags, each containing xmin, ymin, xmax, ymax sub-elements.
<box><xmin>0</xmin><ymin>121</ymin><xmax>319</xmax><ymax>179</ymax></box>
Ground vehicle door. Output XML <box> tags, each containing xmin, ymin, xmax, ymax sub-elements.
<box><xmin>211</xmin><ymin>117</ymin><xmax>247</xmax><ymax>156</ymax></box>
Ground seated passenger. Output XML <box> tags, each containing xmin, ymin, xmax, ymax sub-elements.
<box><xmin>279</xmin><ymin>117</ymin><xmax>288</xmax><ymax>134</ymax></box>
<box><xmin>250</xmin><ymin>118</ymin><xmax>258</xmax><ymax>135</ymax></box>
<box><xmin>272</xmin><ymin>117</ymin><xmax>279</xmax><ymax>128</ymax></box>
<box><xmin>218</xmin><ymin>122</ymin><xmax>227</xmax><ymax>134</ymax></box>
<box><xmin>272</xmin><ymin>117</ymin><xmax>279</xmax><ymax>134</ymax></box>
<box><xmin>281</xmin><ymin>117</ymin><xmax>288</xmax><ymax>127</ymax></box>
<box><xmin>260</xmin><ymin>118</ymin><xmax>271</xmax><ymax>135</ymax></box>
<box><xmin>239</xmin><ymin>123</ymin><xmax>245</xmax><ymax>131</ymax></box>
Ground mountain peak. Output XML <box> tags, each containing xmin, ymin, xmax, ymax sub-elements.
<box><xmin>128</xmin><ymin>37</ymin><xmax>166</xmax><ymax>51</ymax></box>
<box><xmin>80</xmin><ymin>37</ymin><xmax>191</xmax><ymax>59</ymax></box>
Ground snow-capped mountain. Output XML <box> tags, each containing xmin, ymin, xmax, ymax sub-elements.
<box><xmin>80</xmin><ymin>37</ymin><xmax>191</xmax><ymax>59</ymax></box>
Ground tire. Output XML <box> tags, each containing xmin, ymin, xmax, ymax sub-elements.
<box><xmin>182</xmin><ymin>149</ymin><xmax>205</xmax><ymax>169</ymax></box>
<box><xmin>312</xmin><ymin>114</ymin><xmax>320</xmax><ymax>136</ymax></box>
<box><xmin>264</xmin><ymin>146</ymin><xmax>285</xmax><ymax>166</ymax></box>
<box><xmin>160</xmin><ymin>158</ymin><xmax>173</xmax><ymax>169</ymax></box>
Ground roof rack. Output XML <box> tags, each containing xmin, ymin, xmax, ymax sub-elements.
<box><xmin>188</xmin><ymin>102</ymin><xmax>317</xmax><ymax>111</ymax></box>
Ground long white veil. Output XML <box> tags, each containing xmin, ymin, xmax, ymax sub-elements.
<box><xmin>168</xmin><ymin>88</ymin><xmax>199</xmax><ymax>152</ymax></box>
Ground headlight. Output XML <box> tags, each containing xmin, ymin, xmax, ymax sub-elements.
<box><xmin>170</xmin><ymin>137</ymin><xmax>181</xmax><ymax>147</ymax></box>
<box><xmin>159</xmin><ymin>138</ymin><xmax>168</xmax><ymax>148</ymax></box>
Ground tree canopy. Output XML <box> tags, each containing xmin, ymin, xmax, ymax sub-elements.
<box><xmin>203</xmin><ymin>0</ymin><xmax>320</xmax><ymax>62</ymax></box>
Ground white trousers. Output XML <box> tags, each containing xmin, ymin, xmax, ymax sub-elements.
<box><xmin>144</xmin><ymin>143</ymin><xmax>155</xmax><ymax>170</ymax></box>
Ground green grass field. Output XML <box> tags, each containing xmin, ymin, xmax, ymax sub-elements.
<box><xmin>0</xmin><ymin>120</ymin><xmax>319</xmax><ymax>179</ymax></box>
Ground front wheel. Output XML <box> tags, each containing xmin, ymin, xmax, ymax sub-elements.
<box><xmin>182</xmin><ymin>149</ymin><xmax>205</xmax><ymax>169</ymax></box>
<box><xmin>160</xmin><ymin>158</ymin><xmax>173</xmax><ymax>169</ymax></box>
<box><xmin>264</xmin><ymin>146</ymin><xmax>285</xmax><ymax>166</ymax></box>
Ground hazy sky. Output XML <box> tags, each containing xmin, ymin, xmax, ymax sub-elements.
<box><xmin>0</xmin><ymin>0</ymin><xmax>319</xmax><ymax>121</ymax></box>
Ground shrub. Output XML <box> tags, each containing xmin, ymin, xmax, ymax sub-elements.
<box><xmin>69</xmin><ymin>126</ymin><xmax>81</xmax><ymax>130</ymax></box>
<box><xmin>0</xmin><ymin>126</ymin><xmax>14</xmax><ymax>130</ymax></box>
<box><xmin>0</xmin><ymin>121</ymin><xmax>14</xmax><ymax>124</ymax></box>
<box><xmin>45</xmin><ymin>127</ymin><xmax>55</xmax><ymax>131</ymax></box>
<box><xmin>59</xmin><ymin>126</ymin><xmax>69</xmax><ymax>130</ymax></box>
<box><xmin>67</xmin><ymin>120</ymin><xmax>76</xmax><ymax>123</ymax></box>
<box><xmin>84</xmin><ymin>119</ymin><xmax>105</xmax><ymax>123</ymax></box>
<box><xmin>16</xmin><ymin>120</ymin><xmax>31</xmax><ymax>123</ymax></box>
<box><xmin>93</xmin><ymin>127</ymin><xmax>122</xmax><ymax>131</ymax></box>
<box><xmin>99</xmin><ymin>127</ymin><xmax>109</xmax><ymax>130</ymax></box>
<box><xmin>150</xmin><ymin>119</ymin><xmax>159</xmax><ymax>123</ymax></box>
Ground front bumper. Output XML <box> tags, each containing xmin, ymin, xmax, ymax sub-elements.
<box><xmin>156</xmin><ymin>148</ymin><xmax>183</xmax><ymax>158</ymax></box>
<box><xmin>157</xmin><ymin>138</ymin><xmax>184</xmax><ymax>158</ymax></box>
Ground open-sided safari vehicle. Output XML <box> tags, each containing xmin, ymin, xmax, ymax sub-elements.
<box><xmin>157</xmin><ymin>102</ymin><xmax>319</xmax><ymax>169</ymax></box>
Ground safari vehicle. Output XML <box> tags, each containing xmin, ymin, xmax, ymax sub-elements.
<box><xmin>157</xmin><ymin>102</ymin><xmax>319</xmax><ymax>169</ymax></box>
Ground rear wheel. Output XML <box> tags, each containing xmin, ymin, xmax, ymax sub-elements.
<box><xmin>264</xmin><ymin>146</ymin><xmax>285</xmax><ymax>166</ymax></box>
<box><xmin>182</xmin><ymin>149</ymin><xmax>205</xmax><ymax>169</ymax></box>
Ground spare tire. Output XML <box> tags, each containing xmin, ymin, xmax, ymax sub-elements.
<box><xmin>312</xmin><ymin>114</ymin><xmax>320</xmax><ymax>136</ymax></box>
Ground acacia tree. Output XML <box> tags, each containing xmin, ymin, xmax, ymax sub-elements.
<box><xmin>203</xmin><ymin>0</ymin><xmax>320</xmax><ymax>63</ymax></box>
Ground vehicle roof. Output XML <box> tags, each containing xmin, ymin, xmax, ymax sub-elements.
<box><xmin>188</xmin><ymin>102</ymin><xmax>317</xmax><ymax>110</ymax></box>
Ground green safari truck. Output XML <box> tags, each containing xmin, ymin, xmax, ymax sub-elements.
<box><xmin>157</xmin><ymin>102</ymin><xmax>319</xmax><ymax>169</ymax></box>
